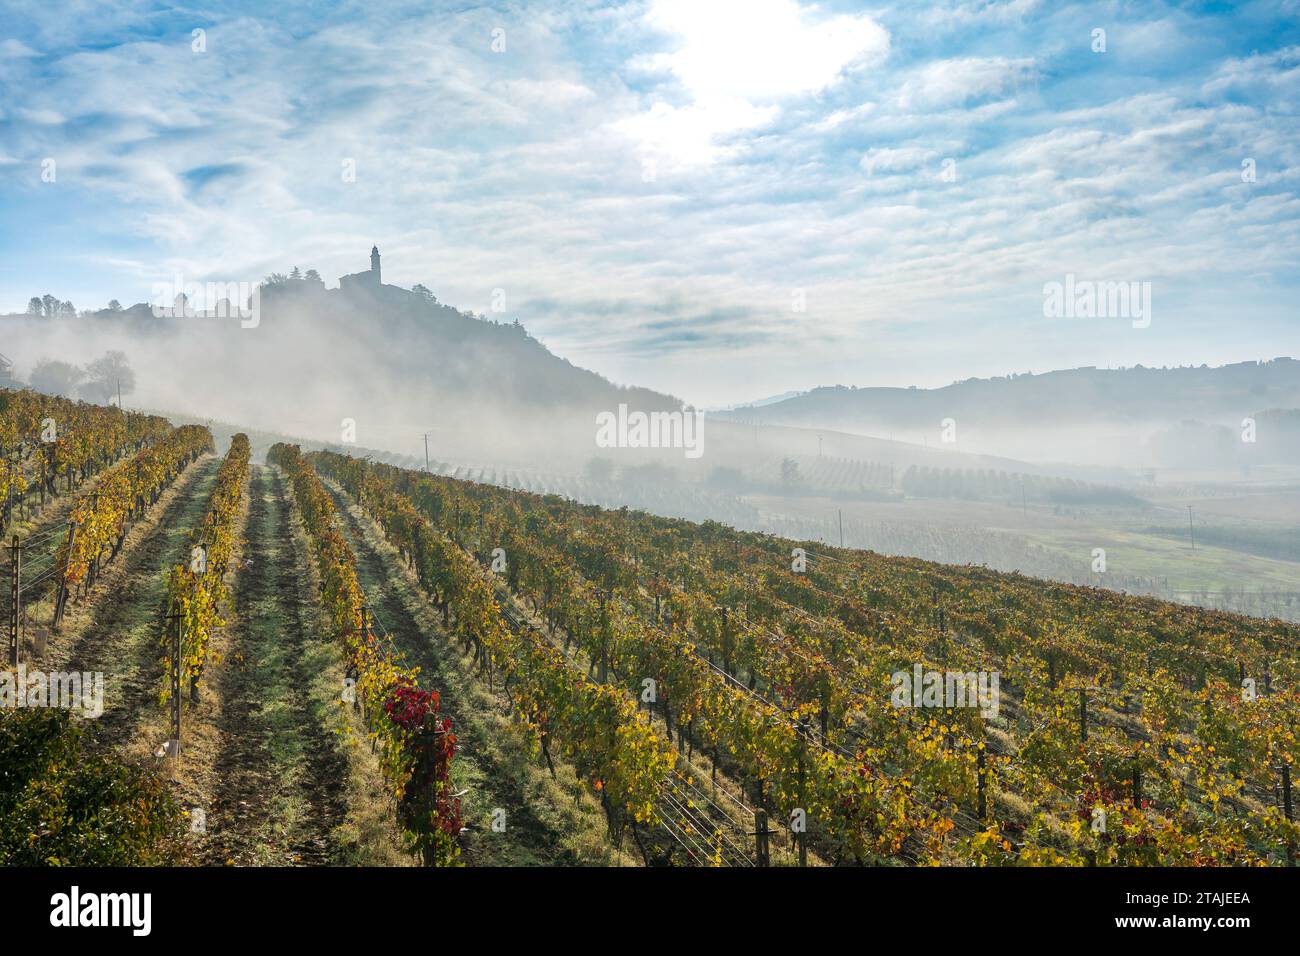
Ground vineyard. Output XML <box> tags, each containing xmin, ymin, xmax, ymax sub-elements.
<box><xmin>2</xmin><ymin>388</ymin><xmax>1297</xmax><ymax>867</ymax></box>
<box><xmin>310</xmin><ymin>450</ymin><xmax>1300</xmax><ymax>866</ymax></box>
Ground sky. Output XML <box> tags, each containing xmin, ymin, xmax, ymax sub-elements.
<box><xmin>1</xmin><ymin>0</ymin><xmax>1298</xmax><ymax>407</ymax></box>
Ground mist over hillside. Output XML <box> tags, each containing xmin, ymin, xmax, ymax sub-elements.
<box><xmin>717</xmin><ymin>360</ymin><xmax>1300</xmax><ymax>465</ymax></box>
<box><xmin>8</xmin><ymin>267</ymin><xmax>1298</xmax><ymax>484</ymax></box>
<box><xmin>8</xmin><ymin>258</ymin><xmax>1300</xmax><ymax>629</ymax></box>
<box><xmin>2</xmin><ymin>253</ymin><xmax>681</xmax><ymax>468</ymax></box>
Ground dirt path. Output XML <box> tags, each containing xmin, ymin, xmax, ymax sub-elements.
<box><xmin>51</xmin><ymin>456</ymin><xmax>220</xmax><ymax>747</ymax></box>
<box><xmin>202</xmin><ymin>464</ymin><xmax>349</xmax><ymax>865</ymax></box>
<box><xmin>325</xmin><ymin>480</ymin><xmax>628</xmax><ymax>866</ymax></box>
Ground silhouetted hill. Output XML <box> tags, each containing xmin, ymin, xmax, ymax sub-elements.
<box><xmin>274</xmin><ymin>279</ymin><xmax>679</xmax><ymax>411</ymax></box>
<box><xmin>69</xmin><ymin>277</ymin><xmax>680</xmax><ymax>414</ymax></box>
<box><xmin>0</xmin><ymin>272</ymin><xmax>683</xmax><ymax>464</ymax></box>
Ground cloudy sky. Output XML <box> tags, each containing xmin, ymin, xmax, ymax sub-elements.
<box><xmin>2</xmin><ymin>0</ymin><xmax>1298</xmax><ymax>406</ymax></box>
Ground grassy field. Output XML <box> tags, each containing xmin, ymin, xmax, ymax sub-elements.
<box><xmin>1018</xmin><ymin>525</ymin><xmax>1300</xmax><ymax>592</ymax></box>
<box><xmin>746</xmin><ymin>475</ymin><xmax>1300</xmax><ymax>618</ymax></box>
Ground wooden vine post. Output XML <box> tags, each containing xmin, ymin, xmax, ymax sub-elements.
<box><xmin>1278</xmin><ymin>763</ymin><xmax>1294</xmax><ymax>867</ymax></box>
<box><xmin>417</xmin><ymin>718</ymin><xmax>451</xmax><ymax>867</ymax></box>
<box><xmin>796</xmin><ymin>717</ymin><xmax>809</xmax><ymax>867</ymax></box>
<box><xmin>751</xmin><ymin>809</ymin><xmax>773</xmax><ymax>867</ymax></box>
<box><xmin>51</xmin><ymin>518</ymin><xmax>78</xmax><ymax>630</ymax></box>
<box><xmin>358</xmin><ymin>604</ymin><xmax>372</xmax><ymax>721</ymax></box>
<box><xmin>7</xmin><ymin>535</ymin><xmax>20</xmax><ymax>666</ymax></box>
<box><xmin>169</xmin><ymin>604</ymin><xmax>183</xmax><ymax>752</ymax></box>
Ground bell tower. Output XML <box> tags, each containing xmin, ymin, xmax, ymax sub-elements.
<box><xmin>370</xmin><ymin>245</ymin><xmax>381</xmax><ymax>284</ymax></box>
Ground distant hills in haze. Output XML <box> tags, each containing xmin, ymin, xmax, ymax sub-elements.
<box><xmin>718</xmin><ymin>360</ymin><xmax>1300</xmax><ymax>433</ymax></box>
<box><xmin>707</xmin><ymin>390</ymin><xmax>807</xmax><ymax>412</ymax></box>
<box><xmin>7</xmin><ymin>259</ymin><xmax>1297</xmax><ymax>472</ymax></box>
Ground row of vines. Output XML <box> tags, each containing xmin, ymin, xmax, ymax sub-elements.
<box><xmin>267</xmin><ymin>443</ymin><xmax>461</xmax><ymax>865</ymax></box>
<box><xmin>163</xmin><ymin>433</ymin><xmax>251</xmax><ymax>703</ymax></box>
<box><xmin>1</xmin><ymin>387</ymin><xmax>171</xmax><ymax>529</ymax></box>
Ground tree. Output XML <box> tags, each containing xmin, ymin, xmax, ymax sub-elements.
<box><xmin>107</xmin><ymin>299</ymin><xmax>122</xmax><ymax>311</ymax></box>
<box><xmin>29</xmin><ymin>359</ymin><xmax>84</xmax><ymax>397</ymax></box>
<box><xmin>26</xmin><ymin>297</ymin><xmax>42</xmax><ymax>316</ymax></box>
<box><xmin>290</xmin><ymin>266</ymin><xmax>302</xmax><ymax>280</ymax></box>
<box><xmin>59</xmin><ymin>300</ymin><xmax>77</xmax><ymax>318</ymax></box>
<box><xmin>781</xmin><ymin>457</ymin><xmax>801</xmax><ymax>489</ymax></box>
<box><xmin>304</xmin><ymin>269</ymin><xmax>322</xmax><ymax>284</ymax></box>
<box><xmin>412</xmin><ymin>283</ymin><xmax>435</xmax><ymax>301</ymax></box>
<box><xmin>80</xmin><ymin>351</ymin><xmax>135</xmax><ymax>405</ymax></box>
<box><xmin>41</xmin><ymin>294</ymin><xmax>59</xmax><ymax>318</ymax></box>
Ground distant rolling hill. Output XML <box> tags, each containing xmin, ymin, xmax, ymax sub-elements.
<box><xmin>721</xmin><ymin>359</ymin><xmax>1300</xmax><ymax>431</ymax></box>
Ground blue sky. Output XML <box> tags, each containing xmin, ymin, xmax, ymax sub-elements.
<box><xmin>2</xmin><ymin>0</ymin><xmax>1298</xmax><ymax>405</ymax></box>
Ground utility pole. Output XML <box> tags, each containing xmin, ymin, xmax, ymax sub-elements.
<box><xmin>1187</xmin><ymin>505</ymin><xmax>1195</xmax><ymax>550</ymax></box>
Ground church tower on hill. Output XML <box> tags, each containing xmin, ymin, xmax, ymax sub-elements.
<box><xmin>339</xmin><ymin>245</ymin><xmax>382</xmax><ymax>293</ymax></box>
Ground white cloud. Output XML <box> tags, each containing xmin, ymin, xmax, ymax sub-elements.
<box><xmin>643</xmin><ymin>0</ymin><xmax>889</xmax><ymax>101</ymax></box>
<box><xmin>811</xmin><ymin>102</ymin><xmax>877</xmax><ymax>132</ymax></box>
<box><xmin>1201</xmin><ymin>44</ymin><xmax>1300</xmax><ymax>98</ymax></box>
<box><xmin>614</xmin><ymin>97</ymin><xmax>776</xmax><ymax>166</ymax></box>
<box><xmin>620</xmin><ymin>0</ymin><xmax>889</xmax><ymax>164</ymax></box>
<box><xmin>3</xmin><ymin>1</ymin><xmax>1298</xmax><ymax>405</ymax></box>
<box><xmin>860</xmin><ymin>146</ymin><xmax>934</xmax><ymax>175</ymax></box>
<box><xmin>18</xmin><ymin>107</ymin><xmax>64</xmax><ymax>124</ymax></box>
<box><xmin>916</xmin><ymin>0</ymin><xmax>1043</xmax><ymax>30</ymax></box>
<box><xmin>0</xmin><ymin>39</ymin><xmax>38</xmax><ymax>58</ymax></box>
<box><xmin>896</xmin><ymin>56</ymin><xmax>1037</xmax><ymax>109</ymax></box>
